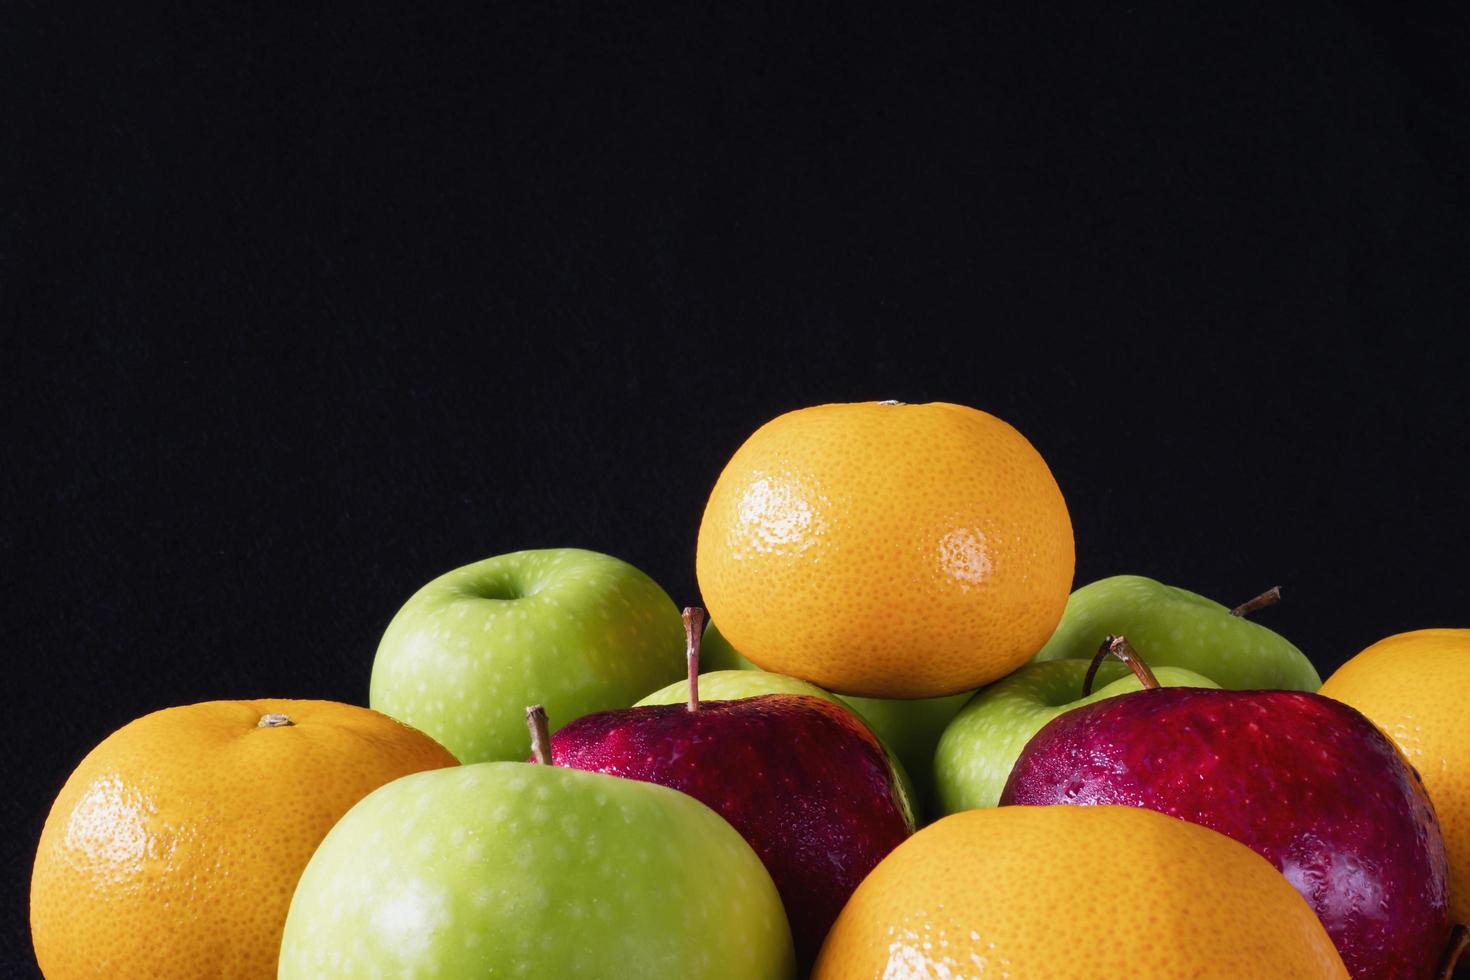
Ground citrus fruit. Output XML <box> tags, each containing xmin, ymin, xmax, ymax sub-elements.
<box><xmin>813</xmin><ymin>804</ymin><xmax>1348</xmax><ymax>979</ymax></box>
<box><xmin>1320</xmin><ymin>628</ymin><xmax>1470</xmax><ymax>923</ymax></box>
<box><xmin>30</xmin><ymin>699</ymin><xmax>458</xmax><ymax>978</ymax></box>
<box><xmin>696</xmin><ymin>400</ymin><xmax>1074</xmax><ymax>698</ymax></box>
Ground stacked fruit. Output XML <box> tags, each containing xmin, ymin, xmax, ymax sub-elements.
<box><xmin>30</xmin><ymin>401</ymin><xmax>1469</xmax><ymax>979</ymax></box>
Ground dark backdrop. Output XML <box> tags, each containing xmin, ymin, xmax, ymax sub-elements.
<box><xmin>6</xmin><ymin>1</ymin><xmax>1469</xmax><ymax>974</ymax></box>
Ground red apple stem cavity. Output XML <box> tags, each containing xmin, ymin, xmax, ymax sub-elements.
<box><xmin>1230</xmin><ymin>585</ymin><xmax>1282</xmax><ymax>617</ymax></box>
<box><xmin>683</xmin><ymin>606</ymin><xmax>706</xmax><ymax>712</ymax></box>
<box><xmin>526</xmin><ymin>705</ymin><xmax>552</xmax><ymax>765</ymax></box>
<box><xmin>1438</xmin><ymin>923</ymin><xmax>1468</xmax><ymax>980</ymax></box>
<box><xmin>1081</xmin><ymin>634</ymin><xmax>1162</xmax><ymax>697</ymax></box>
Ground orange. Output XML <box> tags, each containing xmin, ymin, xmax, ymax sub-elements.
<box><xmin>696</xmin><ymin>400</ymin><xmax>1074</xmax><ymax>698</ymax></box>
<box><xmin>813</xmin><ymin>804</ymin><xmax>1348</xmax><ymax>979</ymax></box>
<box><xmin>30</xmin><ymin>699</ymin><xmax>457</xmax><ymax>978</ymax></box>
<box><xmin>1319</xmin><ymin>628</ymin><xmax>1470</xmax><ymax>923</ymax></box>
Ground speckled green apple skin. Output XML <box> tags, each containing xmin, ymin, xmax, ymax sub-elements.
<box><xmin>698</xmin><ymin>622</ymin><xmax>761</xmax><ymax>672</ymax></box>
<box><xmin>636</xmin><ymin>669</ymin><xmax>919</xmax><ymax>819</ymax></box>
<box><xmin>637</xmin><ymin>669</ymin><xmax>842</xmax><ymax>710</ymax></box>
<box><xmin>279</xmin><ymin>763</ymin><xmax>797</xmax><ymax>979</ymax></box>
<box><xmin>370</xmin><ymin>549</ymin><xmax>685</xmax><ymax>763</ymax></box>
<box><xmin>839</xmin><ymin>691</ymin><xmax>971</xmax><ymax>810</ymax></box>
<box><xmin>1030</xmin><ymin>575</ymin><xmax>1321</xmax><ymax>691</ymax></box>
<box><xmin>934</xmin><ymin>659</ymin><xmax>1220</xmax><ymax>813</ymax></box>
<box><xmin>697</xmin><ymin>622</ymin><xmax>970</xmax><ymax>810</ymax></box>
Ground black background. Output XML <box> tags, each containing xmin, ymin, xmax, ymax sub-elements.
<box><xmin>6</xmin><ymin>1</ymin><xmax>1469</xmax><ymax>974</ymax></box>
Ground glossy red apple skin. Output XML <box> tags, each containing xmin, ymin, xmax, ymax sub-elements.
<box><xmin>547</xmin><ymin>693</ymin><xmax>915</xmax><ymax>969</ymax></box>
<box><xmin>1000</xmin><ymin>688</ymin><xmax>1450</xmax><ymax>980</ymax></box>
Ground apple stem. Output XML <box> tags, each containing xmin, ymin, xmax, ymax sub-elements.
<box><xmin>525</xmin><ymin>705</ymin><xmax>552</xmax><ymax>765</ymax></box>
<box><xmin>1082</xmin><ymin>635</ymin><xmax>1162</xmax><ymax>697</ymax></box>
<box><xmin>1438</xmin><ymin>923</ymin><xmax>1468</xmax><ymax>980</ymax></box>
<box><xmin>683</xmin><ymin>606</ymin><xmax>706</xmax><ymax>712</ymax></box>
<box><xmin>1230</xmin><ymin>585</ymin><xmax>1282</xmax><ymax>617</ymax></box>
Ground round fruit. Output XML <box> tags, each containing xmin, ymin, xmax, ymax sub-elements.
<box><xmin>1031</xmin><ymin>575</ymin><xmax>1322</xmax><ymax>691</ymax></box>
<box><xmin>695</xmin><ymin>621</ymin><xmax>970</xmax><ymax>811</ymax></box>
<box><xmin>1320</xmin><ymin>628</ymin><xmax>1470</xmax><ymax>923</ymax></box>
<box><xmin>933</xmin><ymin>658</ymin><xmax>1220</xmax><ymax>812</ymax></box>
<box><xmin>637</xmin><ymin>669</ymin><xmax>920</xmax><ymax>821</ymax></box>
<box><xmin>638</xmin><ymin>667</ymin><xmax>842</xmax><ymax>708</ymax></box>
<box><xmin>1000</xmin><ymin>688</ymin><xmax>1450</xmax><ymax>980</ymax></box>
<box><xmin>830</xmin><ymin>690</ymin><xmax>971</xmax><ymax>811</ymax></box>
<box><xmin>280</xmin><ymin>762</ymin><xmax>797</xmax><ymax>978</ymax></box>
<box><xmin>371</xmin><ymin>548</ymin><xmax>686</xmax><ymax>763</ymax></box>
<box><xmin>696</xmin><ymin>401</ymin><xmax>1074</xmax><ymax>698</ymax></box>
<box><xmin>30</xmin><ymin>699</ymin><xmax>457</xmax><ymax>979</ymax></box>
<box><xmin>812</xmin><ymin>804</ymin><xmax>1347</xmax><ymax>979</ymax></box>
<box><xmin>697</xmin><ymin>620</ymin><xmax>760</xmax><ymax>672</ymax></box>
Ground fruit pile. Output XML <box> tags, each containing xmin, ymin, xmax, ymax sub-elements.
<box><xmin>30</xmin><ymin>401</ymin><xmax>1469</xmax><ymax>979</ymax></box>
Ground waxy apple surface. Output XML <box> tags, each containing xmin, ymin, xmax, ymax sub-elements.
<box><xmin>934</xmin><ymin>658</ymin><xmax>1218</xmax><ymax>812</ymax></box>
<box><xmin>1002</xmin><ymin>688</ymin><xmax>1450</xmax><ymax>980</ymax></box>
<box><xmin>549</xmin><ymin>694</ymin><xmax>914</xmax><ymax>969</ymax></box>
<box><xmin>637</xmin><ymin>668</ymin><xmax>920</xmax><ymax>815</ymax></box>
<box><xmin>371</xmin><ymin>548</ymin><xmax>685</xmax><ymax>762</ymax></box>
<box><xmin>699</xmin><ymin>621</ymin><xmax>970</xmax><ymax>806</ymax></box>
<box><xmin>279</xmin><ymin>762</ymin><xmax>796</xmax><ymax>979</ymax></box>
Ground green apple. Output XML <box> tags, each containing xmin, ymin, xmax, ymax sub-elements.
<box><xmin>1031</xmin><ymin>575</ymin><xmax>1321</xmax><ymax>690</ymax></box>
<box><xmin>279</xmin><ymin>762</ymin><xmax>796</xmax><ymax>978</ymax></box>
<box><xmin>698</xmin><ymin>622</ymin><xmax>760</xmax><ymax>672</ymax></box>
<box><xmin>371</xmin><ymin>549</ymin><xmax>685</xmax><ymax>763</ymax></box>
<box><xmin>697</xmin><ymin>621</ymin><xmax>971</xmax><ymax>807</ymax></box>
<box><xmin>637</xmin><ymin>669</ymin><xmax>841</xmax><ymax>709</ymax></box>
<box><xmin>933</xmin><ymin>658</ymin><xmax>1220</xmax><ymax>813</ymax></box>
<box><xmin>839</xmin><ymin>691</ymin><xmax>971</xmax><ymax>810</ymax></box>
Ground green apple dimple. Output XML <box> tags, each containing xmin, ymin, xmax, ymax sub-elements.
<box><xmin>370</xmin><ymin>549</ymin><xmax>686</xmax><ymax>764</ymax></box>
<box><xmin>279</xmin><ymin>762</ymin><xmax>797</xmax><ymax>979</ymax></box>
<box><xmin>1030</xmin><ymin>575</ymin><xmax>1321</xmax><ymax>691</ymax></box>
<box><xmin>934</xmin><ymin>659</ymin><xmax>1221</xmax><ymax>813</ymax></box>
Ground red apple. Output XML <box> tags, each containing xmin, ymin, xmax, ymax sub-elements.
<box><xmin>542</xmin><ymin>608</ymin><xmax>914</xmax><ymax>969</ymax></box>
<box><xmin>1000</xmin><ymin>637</ymin><xmax>1452</xmax><ymax>980</ymax></box>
